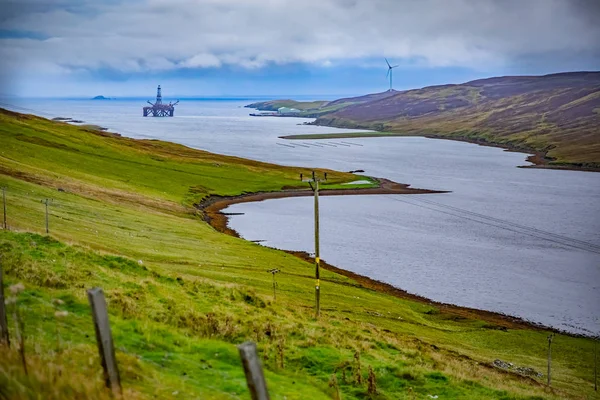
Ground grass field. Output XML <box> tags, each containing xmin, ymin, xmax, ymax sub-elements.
<box><xmin>0</xmin><ymin>109</ymin><xmax>598</xmax><ymax>399</ymax></box>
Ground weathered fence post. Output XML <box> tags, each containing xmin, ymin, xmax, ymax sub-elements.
<box><xmin>0</xmin><ymin>256</ymin><xmax>9</xmax><ymax>346</ymax></box>
<box><xmin>238</xmin><ymin>341</ymin><xmax>270</xmax><ymax>400</ymax></box>
<box><xmin>267</xmin><ymin>269</ymin><xmax>279</xmax><ymax>301</ymax></box>
<box><xmin>2</xmin><ymin>187</ymin><xmax>7</xmax><ymax>230</ymax></box>
<box><xmin>87</xmin><ymin>287</ymin><xmax>121</xmax><ymax>395</ymax></box>
<box><xmin>547</xmin><ymin>334</ymin><xmax>554</xmax><ymax>386</ymax></box>
<box><xmin>42</xmin><ymin>199</ymin><xmax>52</xmax><ymax>234</ymax></box>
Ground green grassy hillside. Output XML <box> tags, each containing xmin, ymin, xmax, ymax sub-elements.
<box><xmin>0</xmin><ymin>109</ymin><xmax>597</xmax><ymax>399</ymax></box>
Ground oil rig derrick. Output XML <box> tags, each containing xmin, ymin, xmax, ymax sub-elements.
<box><xmin>143</xmin><ymin>85</ymin><xmax>179</xmax><ymax>117</ymax></box>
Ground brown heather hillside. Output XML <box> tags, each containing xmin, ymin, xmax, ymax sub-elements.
<box><xmin>314</xmin><ymin>72</ymin><xmax>600</xmax><ymax>167</ymax></box>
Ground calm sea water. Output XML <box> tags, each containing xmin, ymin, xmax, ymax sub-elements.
<box><xmin>5</xmin><ymin>98</ymin><xmax>600</xmax><ymax>335</ymax></box>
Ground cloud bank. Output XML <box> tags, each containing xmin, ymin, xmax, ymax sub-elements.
<box><xmin>1</xmin><ymin>0</ymin><xmax>599</xmax><ymax>95</ymax></box>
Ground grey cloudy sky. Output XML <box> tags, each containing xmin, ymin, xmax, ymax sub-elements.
<box><xmin>1</xmin><ymin>0</ymin><xmax>599</xmax><ymax>96</ymax></box>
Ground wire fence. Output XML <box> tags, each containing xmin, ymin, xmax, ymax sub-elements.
<box><xmin>384</xmin><ymin>195</ymin><xmax>600</xmax><ymax>255</ymax></box>
<box><xmin>0</xmin><ymin>279</ymin><xmax>270</xmax><ymax>399</ymax></box>
<box><xmin>0</xmin><ymin>183</ymin><xmax>274</xmax><ymax>397</ymax></box>
<box><xmin>1</xmin><ymin>184</ymin><xmax>599</xmax><ymax>397</ymax></box>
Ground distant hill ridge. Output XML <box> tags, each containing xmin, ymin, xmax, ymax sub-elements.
<box><xmin>250</xmin><ymin>72</ymin><xmax>600</xmax><ymax>168</ymax></box>
<box><xmin>319</xmin><ymin>72</ymin><xmax>600</xmax><ymax>167</ymax></box>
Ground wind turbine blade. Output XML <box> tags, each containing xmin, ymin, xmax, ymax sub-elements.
<box><xmin>385</xmin><ymin>58</ymin><xmax>391</xmax><ymax>68</ymax></box>
<box><xmin>386</xmin><ymin>69</ymin><xmax>390</xmax><ymax>78</ymax></box>
<box><xmin>392</xmin><ymin>65</ymin><xmax>399</xmax><ymax>68</ymax></box>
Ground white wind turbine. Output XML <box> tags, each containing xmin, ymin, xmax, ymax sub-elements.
<box><xmin>385</xmin><ymin>58</ymin><xmax>399</xmax><ymax>91</ymax></box>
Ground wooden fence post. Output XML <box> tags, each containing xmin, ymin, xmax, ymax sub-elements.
<box><xmin>87</xmin><ymin>287</ymin><xmax>121</xmax><ymax>395</ymax></box>
<box><xmin>238</xmin><ymin>341</ymin><xmax>270</xmax><ymax>400</ymax></box>
<box><xmin>547</xmin><ymin>334</ymin><xmax>554</xmax><ymax>386</ymax></box>
<box><xmin>0</xmin><ymin>256</ymin><xmax>9</xmax><ymax>346</ymax></box>
<box><xmin>42</xmin><ymin>199</ymin><xmax>52</xmax><ymax>235</ymax></box>
<box><xmin>267</xmin><ymin>269</ymin><xmax>279</xmax><ymax>301</ymax></box>
<box><xmin>2</xmin><ymin>187</ymin><xmax>7</xmax><ymax>230</ymax></box>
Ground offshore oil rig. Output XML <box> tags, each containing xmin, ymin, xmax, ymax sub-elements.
<box><xmin>143</xmin><ymin>85</ymin><xmax>179</xmax><ymax>117</ymax></box>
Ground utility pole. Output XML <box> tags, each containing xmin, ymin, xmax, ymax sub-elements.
<box><xmin>302</xmin><ymin>171</ymin><xmax>327</xmax><ymax>318</ymax></box>
<box><xmin>42</xmin><ymin>199</ymin><xmax>52</xmax><ymax>234</ymax></box>
<box><xmin>2</xmin><ymin>187</ymin><xmax>6</xmax><ymax>230</ymax></box>
<box><xmin>547</xmin><ymin>334</ymin><xmax>554</xmax><ymax>387</ymax></box>
<box><xmin>267</xmin><ymin>269</ymin><xmax>280</xmax><ymax>301</ymax></box>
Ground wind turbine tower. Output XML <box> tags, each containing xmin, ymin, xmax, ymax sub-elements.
<box><xmin>385</xmin><ymin>58</ymin><xmax>399</xmax><ymax>91</ymax></box>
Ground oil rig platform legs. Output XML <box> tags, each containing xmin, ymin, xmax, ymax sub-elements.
<box><xmin>143</xmin><ymin>85</ymin><xmax>179</xmax><ymax>117</ymax></box>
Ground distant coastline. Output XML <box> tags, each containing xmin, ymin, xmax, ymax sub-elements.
<box><xmin>246</xmin><ymin>72</ymin><xmax>600</xmax><ymax>172</ymax></box>
<box><xmin>277</xmin><ymin>131</ymin><xmax>600</xmax><ymax>173</ymax></box>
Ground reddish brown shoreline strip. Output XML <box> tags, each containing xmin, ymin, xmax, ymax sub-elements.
<box><xmin>199</xmin><ymin>178</ymin><xmax>442</xmax><ymax>237</ymax></box>
<box><xmin>198</xmin><ymin>178</ymin><xmax>569</xmax><ymax>335</ymax></box>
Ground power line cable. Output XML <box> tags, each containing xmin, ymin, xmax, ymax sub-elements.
<box><xmin>415</xmin><ymin>197</ymin><xmax>600</xmax><ymax>251</ymax></box>
<box><xmin>385</xmin><ymin>195</ymin><xmax>600</xmax><ymax>255</ymax></box>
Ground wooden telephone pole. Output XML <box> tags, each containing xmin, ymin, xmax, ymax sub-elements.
<box><xmin>301</xmin><ymin>171</ymin><xmax>327</xmax><ymax>318</ymax></box>
<box><xmin>2</xmin><ymin>187</ymin><xmax>6</xmax><ymax>230</ymax></box>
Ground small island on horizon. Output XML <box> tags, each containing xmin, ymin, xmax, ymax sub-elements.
<box><xmin>92</xmin><ymin>95</ymin><xmax>112</xmax><ymax>100</ymax></box>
